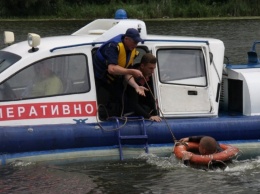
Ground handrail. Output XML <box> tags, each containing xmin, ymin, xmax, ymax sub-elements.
<box><xmin>251</xmin><ymin>41</ymin><xmax>260</xmax><ymax>51</ymax></box>
<box><xmin>50</xmin><ymin>41</ymin><xmax>104</xmax><ymax>52</ymax></box>
<box><xmin>247</xmin><ymin>41</ymin><xmax>260</xmax><ymax>64</ymax></box>
<box><xmin>143</xmin><ymin>39</ymin><xmax>209</xmax><ymax>45</ymax></box>
<box><xmin>50</xmin><ymin>39</ymin><xmax>209</xmax><ymax>52</ymax></box>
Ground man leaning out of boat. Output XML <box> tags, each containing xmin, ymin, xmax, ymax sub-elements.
<box><xmin>124</xmin><ymin>53</ymin><xmax>162</xmax><ymax>122</ymax></box>
<box><xmin>93</xmin><ymin>28</ymin><xmax>146</xmax><ymax>117</ymax></box>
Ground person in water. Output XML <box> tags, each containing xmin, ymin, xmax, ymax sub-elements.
<box><xmin>93</xmin><ymin>28</ymin><xmax>145</xmax><ymax>117</ymax></box>
<box><xmin>179</xmin><ymin>136</ymin><xmax>223</xmax><ymax>166</ymax></box>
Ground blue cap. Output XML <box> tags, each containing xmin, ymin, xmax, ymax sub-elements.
<box><xmin>115</xmin><ymin>9</ymin><xmax>128</xmax><ymax>19</ymax></box>
<box><xmin>125</xmin><ymin>28</ymin><xmax>143</xmax><ymax>43</ymax></box>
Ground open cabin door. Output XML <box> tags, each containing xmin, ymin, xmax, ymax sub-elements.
<box><xmin>152</xmin><ymin>43</ymin><xmax>215</xmax><ymax>117</ymax></box>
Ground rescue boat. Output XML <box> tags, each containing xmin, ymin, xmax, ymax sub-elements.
<box><xmin>0</xmin><ymin>9</ymin><xmax>259</xmax><ymax>165</ymax></box>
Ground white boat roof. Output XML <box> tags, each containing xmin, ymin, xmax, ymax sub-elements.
<box><xmin>2</xmin><ymin>35</ymin><xmax>96</xmax><ymax>56</ymax></box>
<box><xmin>3</xmin><ymin>34</ymin><xmax>222</xmax><ymax>58</ymax></box>
<box><xmin>2</xmin><ymin>16</ymin><xmax>224</xmax><ymax>57</ymax></box>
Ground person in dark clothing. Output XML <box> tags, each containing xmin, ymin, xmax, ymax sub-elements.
<box><xmin>93</xmin><ymin>28</ymin><xmax>146</xmax><ymax>118</ymax></box>
<box><xmin>179</xmin><ymin>136</ymin><xmax>224</xmax><ymax>167</ymax></box>
<box><xmin>124</xmin><ymin>53</ymin><xmax>161</xmax><ymax>122</ymax></box>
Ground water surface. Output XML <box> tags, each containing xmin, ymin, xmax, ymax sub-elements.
<box><xmin>0</xmin><ymin>19</ymin><xmax>260</xmax><ymax>193</ymax></box>
<box><xmin>0</xmin><ymin>154</ymin><xmax>259</xmax><ymax>193</ymax></box>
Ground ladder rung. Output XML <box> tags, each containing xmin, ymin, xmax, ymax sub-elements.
<box><xmin>120</xmin><ymin>135</ymin><xmax>148</xmax><ymax>140</ymax></box>
<box><xmin>112</xmin><ymin>116</ymin><xmax>149</xmax><ymax>160</ymax></box>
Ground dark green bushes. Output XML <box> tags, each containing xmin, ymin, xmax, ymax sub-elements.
<box><xmin>0</xmin><ymin>0</ymin><xmax>260</xmax><ymax>19</ymax></box>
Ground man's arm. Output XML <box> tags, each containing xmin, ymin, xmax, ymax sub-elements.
<box><xmin>126</xmin><ymin>85</ymin><xmax>161</xmax><ymax>122</ymax></box>
<box><xmin>108</xmin><ymin>64</ymin><xmax>143</xmax><ymax>78</ymax></box>
<box><xmin>104</xmin><ymin>42</ymin><xmax>143</xmax><ymax>78</ymax></box>
<box><xmin>126</xmin><ymin>85</ymin><xmax>151</xmax><ymax>118</ymax></box>
<box><xmin>179</xmin><ymin>136</ymin><xmax>204</xmax><ymax>143</ymax></box>
<box><xmin>125</xmin><ymin>74</ymin><xmax>147</xmax><ymax>96</ymax></box>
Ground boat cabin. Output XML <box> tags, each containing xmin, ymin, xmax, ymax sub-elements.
<box><xmin>0</xmin><ymin>14</ymin><xmax>226</xmax><ymax>127</ymax></box>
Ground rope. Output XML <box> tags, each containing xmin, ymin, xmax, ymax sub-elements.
<box><xmin>95</xmin><ymin>104</ymin><xmax>128</xmax><ymax>132</ymax></box>
<box><xmin>95</xmin><ymin>75</ymin><xmax>147</xmax><ymax>132</ymax></box>
<box><xmin>95</xmin><ymin>74</ymin><xmax>178</xmax><ymax>144</ymax></box>
<box><xmin>142</xmin><ymin>77</ymin><xmax>178</xmax><ymax>143</ymax></box>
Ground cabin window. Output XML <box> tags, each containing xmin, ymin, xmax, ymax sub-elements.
<box><xmin>134</xmin><ymin>46</ymin><xmax>150</xmax><ymax>64</ymax></box>
<box><xmin>228</xmin><ymin>79</ymin><xmax>243</xmax><ymax>113</ymax></box>
<box><xmin>157</xmin><ymin>48</ymin><xmax>207</xmax><ymax>86</ymax></box>
<box><xmin>0</xmin><ymin>54</ymin><xmax>90</xmax><ymax>101</ymax></box>
<box><xmin>0</xmin><ymin>51</ymin><xmax>21</xmax><ymax>73</ymax></box>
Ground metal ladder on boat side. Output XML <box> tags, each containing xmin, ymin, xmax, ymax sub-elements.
<box><xmin>114</xmin><ymin>116</ymin><xmax>149</xmax><ymax>160</ymax></box>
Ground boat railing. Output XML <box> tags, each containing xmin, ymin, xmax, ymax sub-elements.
<box><xmin>50</xmin><ymin>39</ymin><xmax>209</xmax><ymax>53</ymax></box>
<box><xmin>248</xmin><ymin>41</ymin><xmax>260</xmax><ymax>64</ymax></box>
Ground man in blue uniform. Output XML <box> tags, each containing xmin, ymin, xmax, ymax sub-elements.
<box><xmin>93</xmin><ymin>28</ymin><xmax>146</xmax><ymax>118</ymax></box>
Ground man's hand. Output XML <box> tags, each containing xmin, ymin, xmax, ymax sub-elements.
<box><xmin>108</xmin><ymin>65</ymin><xmax>143</xmax><ymax>78</ymax></box>
<box><xmin>182</xmin><ymin>152</ymin><xmax>193</xmax><ymax>160</ymax></box>
<box><xmin>179</xmin><ymin>137</ymin><xmax>189</xmax><ymax>143</ymax></box>
<box><xmin>135</xmin><ymin>86</ymin><xmax>148</xmax><ymax>96</ymax></box>
<box><xmin>129</xmin><ymin>69</ymin><xmax>143</xmax><ymax>78</ymax></box>
<box><xmin>149</xmin><ymin>115</ymin><xmax>162</xmax><ymax>122</ymax></box>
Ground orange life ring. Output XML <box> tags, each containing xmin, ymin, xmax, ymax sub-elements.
<box><xmin>173</xmin><ymin>142</ymin><xmax>239</xmax><ymax>165</ymax></box>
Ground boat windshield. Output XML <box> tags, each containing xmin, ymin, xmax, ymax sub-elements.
<box><xmin>0</xmin><ymin>51</ymin><xmax>22</xmax><ymax>73</ymax></box>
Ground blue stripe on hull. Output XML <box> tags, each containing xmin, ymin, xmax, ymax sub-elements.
<box><xmin>0</xmin><ymin>115</ymin><xmax>260</xmax><ymax>154</ymax></box>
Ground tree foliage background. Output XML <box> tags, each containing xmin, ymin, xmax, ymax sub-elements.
<box><xmin>0</xmin><ymin>0</ymin><xmax>259</xmax><ymax>19</ymax></box>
